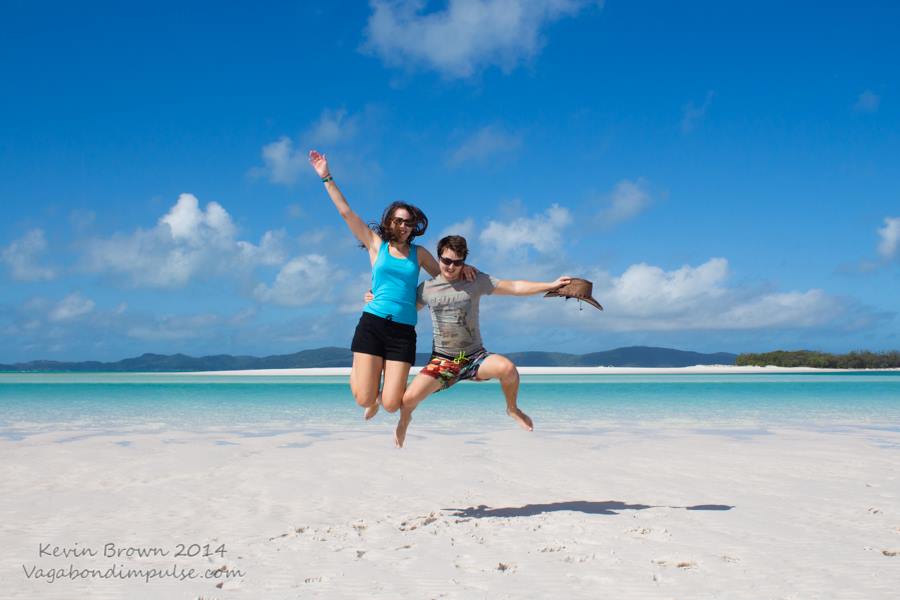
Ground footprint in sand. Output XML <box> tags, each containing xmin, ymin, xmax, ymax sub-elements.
<box><xmin>883</xmin><ymin>550</ymin><xmax>899</xmax><ymax>557</ymax></box>
<box><xmin>564</xmin><ymin>553</ymin><xmax>597</xmax><ymax>564</ymax></box>
<box><xmin>399</xmin><ymin>512</ymin><xmax>439</xmax><ymax>531</ymax></box>
<box><xmin>627</xmin><ymin>527</ymin><xmax>671</xmax><ymax>540</ymax></box>
<box><xmin>652</xmin><ymin>559</ymin><xmax>697</xmax><ymax>569</ymax></box>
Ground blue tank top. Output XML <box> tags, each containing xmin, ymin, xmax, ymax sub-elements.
<box><xmin>363</xmin><ymin>241</ymin><xmax>420</xmax><ymax>326</ymax></box>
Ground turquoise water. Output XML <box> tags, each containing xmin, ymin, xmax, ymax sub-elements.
<box><xmin>1</xmin><ymin>373</ymin><xmax>899</xmax><ymax>439</ymax></box>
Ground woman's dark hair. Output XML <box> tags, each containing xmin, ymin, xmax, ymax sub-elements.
<box><xmin>437</xmin><ymin>235</ymin><xmax>468</xmax><ymax>260</ymax></box>
<box><xmin>370</xmin><ymin>201</ymin><xmax>428</xmax><ymax>245</ymax></box>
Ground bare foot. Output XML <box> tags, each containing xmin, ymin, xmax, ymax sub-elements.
<box><xmin>364</xmin><ymin>393</ymin><xmax>381</xmax><ymax>420</ymax></box>
<box><xmin>507</xmin><ymin>407</ymin><xmax>533</xmax><ymax>431</ymax></box>
<box><xmin>395</xmin><ymin>411</ymin><xmax>412</xmax><ymax>448</ymax></box>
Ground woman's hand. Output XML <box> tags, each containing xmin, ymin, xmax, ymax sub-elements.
<box><xmin>308</xmin><ymin>150</ymin><xmax>331</xmax><ymax>178</ymax></box>
<box><xmin>363</xmin><ymin>289</ymin><xmax>374</xmax><ymax>303</ymax></box>
<box><xmin>461</xmin><ymin>264</ymin><xmax>478</xmax><ymax>281</ymax></box>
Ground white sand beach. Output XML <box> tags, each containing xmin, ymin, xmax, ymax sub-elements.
<box><xmin>2</xmin><ymin>422</ymin><xmax>899</xmax><ymax>598</ymax></box>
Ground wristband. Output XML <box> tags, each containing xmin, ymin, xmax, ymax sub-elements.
<box><xmin>321</xmin><ymin>175</ymin><xmax>333</xmax><ymax>183</ymax></box>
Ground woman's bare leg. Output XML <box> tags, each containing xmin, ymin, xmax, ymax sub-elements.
<box><xmin>350</xmin><ymin>352</ymin><xmax>383</xmax><ymax>420</ymax></box>
<box><xmin>380</xmin><ymin>360</ymin><xmax>413</xmax><ymax>414</ymax></box>
<box><xmin>394</xmin><ymin>373</ymin><xmax>442</xmax><ymax>448</ymax></box>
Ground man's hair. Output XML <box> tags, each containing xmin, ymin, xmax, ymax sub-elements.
<box><xmin>437</xmin><ymin>235</ymin><xmax>468</xmax><ymax>260</ymax></box>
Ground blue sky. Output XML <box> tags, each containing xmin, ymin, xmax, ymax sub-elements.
<box><xmin>2</xmin><ymin>0</ymin><xmax>899</xmax><ymax>363</ymax></box>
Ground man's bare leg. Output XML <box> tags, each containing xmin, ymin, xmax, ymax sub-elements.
<box><xmin>395</xmin><ymin>373</ymin><xmax>442</xmax><ymax>448</ymax></box>
<box><xmin>474</xmin><ymin>354</ymin><xmax>533</xmax><ymax>431</ymax></box>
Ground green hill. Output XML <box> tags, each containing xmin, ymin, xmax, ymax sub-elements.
<box><xmin>0</xmin><ymin>346</ymin><xmax>737</xmax><ymax>372</ymax></box>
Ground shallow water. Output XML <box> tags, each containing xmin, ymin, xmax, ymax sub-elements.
<box><xmin>2</xmin><ymin>372</ymin><xmax>899</xmax><ymax>440</ymax></box>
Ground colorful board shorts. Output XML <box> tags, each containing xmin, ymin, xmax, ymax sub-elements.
<box><xmin>420</xmin><ymin>348</ymin><xmax>492</xmax><ymax>391</ymax></box>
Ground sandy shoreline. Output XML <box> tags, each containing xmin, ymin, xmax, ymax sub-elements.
<box><xmin>3</xmin><ymin>371</ymin><xmax>898</xmax><ymax>597</ymax></box>
<box><xmin>182</xmin><ymin>365</ymin><xmax>900</xmax><ymax>376</ymax></box>
<box><xmin>2</xmin><ymin>424</ymin><xmax>899</xmax><ymax>598</ymax></box>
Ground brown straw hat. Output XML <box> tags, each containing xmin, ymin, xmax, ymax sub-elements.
<box><xmin>544</xmin><ymin>277</ymin><xmax>603</xmax><ymax>311</ymax></box>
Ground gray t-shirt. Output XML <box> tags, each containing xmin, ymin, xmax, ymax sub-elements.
<box><xmin>417</xmin><ymin>272</ymin><xmax>500</xmax><ymax>357</ymax></box>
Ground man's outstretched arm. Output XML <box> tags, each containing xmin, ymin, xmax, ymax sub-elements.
<box><xmin>493</xmin><ymin>276</ymin><xmax>570</xmax><ymax>296</ymax></box>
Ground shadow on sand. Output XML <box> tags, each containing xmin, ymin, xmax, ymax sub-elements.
<box><xmin>443</xmin><ymin>500</ymin><xmax>733</xmax><ymax>518</ymax></box>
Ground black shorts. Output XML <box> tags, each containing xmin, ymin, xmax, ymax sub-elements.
<box><xmin>351</xmin><ymin>312</ymin><xmax>417</xmax><ymax>364</ymax></box>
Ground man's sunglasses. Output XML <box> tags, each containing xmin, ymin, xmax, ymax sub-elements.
<box><xmin>439</xmin><ymin>256</ymin><xmax>465</xmax><ymax>267</ymax></box>
<box><xmin>390</xmin><ymin>217</ymin><xmax>416</xmax><ymax>227</ymax></box>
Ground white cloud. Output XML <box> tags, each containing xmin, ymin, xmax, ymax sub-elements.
<box><xmin>69</xmin><ymin>209</ymin><xmax>96</xmax><ymax>232</ymax></box>
<box><xmin>252</xmin><ymin>108</ymin><xmax>375</xmax><ymax>185</ymax></box>
<box><xmin>126</xmin><ymin>313</ymin><xmax>221</xmax><ymax>341</ymax></box>
<box><xmin>2</xmin><ymin>291</ymin><xmax>369</xmax><ymax>362</ymax></box>
<box><xmin>447</xmin><ymin>126</ymin><xmax>522</xmax><ymax>166</ymax></box>
<box><xmin>417</xmin><ymin>218</ymin><xmax>478</xmax><ymax>264</ymax></box>
<box><xmin>287</xmin><ymin>203</ymin><xmax>305</xmax><ymax>219</ymax></box>
<box><xmin>49</xmin><ymin>293</ymin><xmax>95</xmax><ymax>322</ymax></box>
<box><xmin>602</xmin><ymin>259</ymin><xmax>729</xmax><ymax>318</ymax></box>
<box><xmin>681</xmin><ymin>90</ymin><xmax>715</xmax><ymax>134</ymax></box>
<box><xmin>877</xmin><ymin>217</ymin><xmax>900</xmax><ymax>258</ymax></box>
<box><xmin>253</xmin><ymin>254</ymin><xmax>338</xmax><ymax>307</ymax></box>
<box><xmin>489</xmin><ymin>258</ymin><xmax>850</xmax><ymax>332</ymax></box>
<box><xmin>298</xmin><ymin>229</ymin><xmax>330</xmax><ymax>246</ymax></box>
<box><xmin>437</xmin><ymin>218</ymin><xmax>476</xmax><ymax>242</ymax></box>
<box><xmin>237</xmin><ymin>230</ymin><xmax>288</xmax><ymax>266</ymax></box>
<box><xmin>480</xmin><ymin>203</ymin><xmax>571</xmax><ymax>254</ymax></box>
<box><xmin>718</xmin><ymin>289</ymin><xmax>843</xmax><ymax>329</ymax></box>
<box><xmin>338</xmin><ymin>271</ymin><xmax>378</xmax><ymax>314</ymax></box>
<box><xmin>854</xmin><ymin>90</ymin><xmax>880</xmax><ymax>113</ymax></box>
<box><xmin>598</xmin><ymin>179</ymin><xmax>652</xmax><ymax>226</ymax></box>
<box><xmin>306</xmin><ymin>108</ymin><xmax>360</xmax><ymax>146</ymax></box>
<box><xmin>159</xmin><ymin>193</ymin><xmax>236</xmax><ymax>243</ymax></box>
<box><xmin>82</xmin><ymin>194</ymin><xmax>287</xmax><ymax>288</ymax></box>
<box><xmin>364</xmin><ymin>0</ymin><xmax>599</xmax><ymax>78</ymax></box>
<box><xmin>252</xmin><ymin>137</ymin><xmax>308</xmax><ymax>185</ymax></box>
<box><xmin>595</xmin><ymin>259</ymin><xmax>845</xmax><ymax>330</ymax></box>
<box><xmin>1</xmin><ymin>229</ymin><xmax>57</xmax><ymax>281</ymax></box>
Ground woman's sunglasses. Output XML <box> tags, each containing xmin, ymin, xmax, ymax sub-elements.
<box><xmin>390</xmin><ymin>217</ymin><xmax>416</xmax><ymax>227</ymax></box>
<box><xmin>439</xmin><ymin>256</ymin><xmax>465</xmax><ymax>267</ymax></box>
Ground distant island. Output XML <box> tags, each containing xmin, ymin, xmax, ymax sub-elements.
<box><xmin>0</xmin><ymin>346</ymin><xmax>737</xmax><ymax>372</ymax></box>
<box><xmin>4</xmin><ymin>347</ymin><xmax>898</xmax><ymax>372</ymax></box>
<box><xmin>736</xmin><ymin>350</ymin><xmax>900</xmax><ymax>369</ymax></box>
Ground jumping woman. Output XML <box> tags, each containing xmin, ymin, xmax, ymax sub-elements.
<box><xmin>308</xmin><ymin>150</ymin><xmax>474</xmax><ymax>419</ymax></box>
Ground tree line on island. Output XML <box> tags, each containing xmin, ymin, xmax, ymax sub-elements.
<box><xmin>1</xmin><ymin>346</ymin><xmax>735</xmax><ymax>371</ymax></box>
<box><xmin>2</xmin><ymin>346</ymin><xmax>899</xmax><ymax>372</ymax></box>
<box><xmin>736</xmin><ymin>350</ymin><xmax>900</xmax><ymax>369</ymax></box>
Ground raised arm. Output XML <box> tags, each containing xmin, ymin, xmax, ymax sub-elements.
<box><xmin>308</xmin><ymin>150</ymin><xmax>380</xmax><ymax>251</ymax></box>
<box><xmin>418</xmin><ymin>247</ymin><xmax>440</xmax><ymax>278</ymax></box>
<box><xmin>493</xmin><ymin>276</ymin><xmax>571</xmax><ymax>296</ymax></box>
